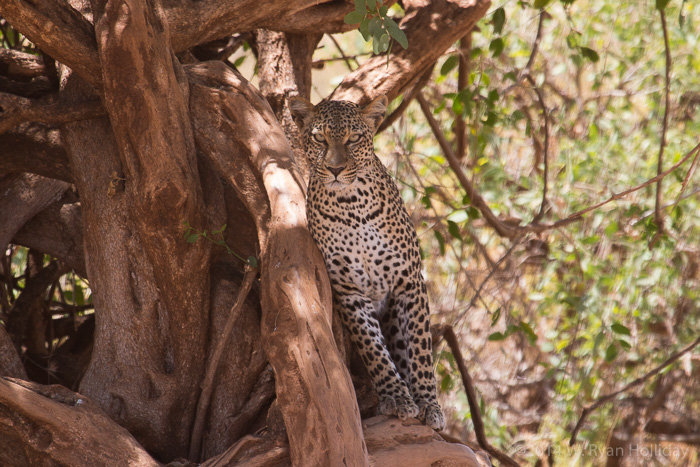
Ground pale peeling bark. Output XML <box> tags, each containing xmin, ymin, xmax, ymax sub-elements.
<box><xmin>188</xmin><ymin>61</ymin><xmax>369</xmax><ymax>466</ymax></box>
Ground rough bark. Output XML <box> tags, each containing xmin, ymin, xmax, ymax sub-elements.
<box><xmin>13</xmin><ymin>195</ymin><xmax>86</xmax><ymax>277</ymax></box>
<box><xmin>0</xmin><ymin>0</ymin><xmax>364</xmax><ymax>91</ymax></box>
<box><xmin>0</xmin><ymin>172</ymin><xmax>69</xmax><ymax>249</ymax></box>
<box><xmin>331</xmin><ymin>0</ymin><xmax>491</xmax><ymax>105</ymax></box>
<box><xmin>0</xmin><ymin>124</ymin><xmax>72</xmax><ymax>183</ymax></box>
<box><xmin>48</xmin><ymin>0</ymin><xmax>212</xmax><ymax>459</ymax></box>
<box><xmin>0</xmin><ymin>0</ymin><xmax>102</xmax><ymax>88</ymax></box>
<box><xmin>0</xmin><ymin>377</ymin><xmax>158</xmax><ymax>467</ymax></box>
<box><xmin>0</xmin><ymin>328</ymin><xmax>26</xmax><ymax>379</ymax></box>
<box><xmin>188</xmin><ymin>61</ymin><xmax>368</xmax><ymax>466</ymax></box>
<box><xmin>202</xmin><ymin>415</ymin><xmax>483</xmax><ymax>467</ymax></box>
<box><xmin>255</xmin><ymin>30</ymin><xmax>321</xmax><ymax>196</ymax></box>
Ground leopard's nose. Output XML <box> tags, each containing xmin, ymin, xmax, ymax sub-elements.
<box><xmin>327</xmin><ymin>166</ymin><xmax>346</xmax><ymax>178</ymax></box>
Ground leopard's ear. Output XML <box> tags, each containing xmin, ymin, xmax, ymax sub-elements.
<box><xmin>288</xmin><ymin>97</ymin><xmax>315</xmax><ymax>130</ymax></box>
<box><xmin>361</xmin><ymin>95</ymin><xmax>388</xmax><ymax>133</ymax></box>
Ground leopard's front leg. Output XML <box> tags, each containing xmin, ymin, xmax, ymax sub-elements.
<box><xmin>334</xmin><ymin>291</ymin><xmax>419</xmax><ymax>421</ymax></box>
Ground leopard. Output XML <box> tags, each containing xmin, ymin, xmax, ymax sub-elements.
<box><xmin>289</xmin><ymin>95</ymin><xmax>445</xmax><ymax>431</ymax></box>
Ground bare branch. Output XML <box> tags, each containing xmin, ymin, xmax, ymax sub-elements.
<box><xmin>569</xmin><ymin>335</ymin><xmax>700</xmax><ymax>446</ymax></box>
<box><xmin>435</xmin><ymin>324</ymin><xmax>521</xmax><ymax>467</ymax></box>
<box><xmin>455</xmin><ymin>33</ymin><xmax>472</xmax><ymax>161</ymax></box>
<box><xmin>524</xmin><ymin>75</ymin><xmax>550</xmax><ymax>224</ymax></box>
<box><xmin>0</xmin><ymin>0</ymin><xmax>102</xmax><ymax>88</ymax></box>
<box><xmin>651</xmin><ymin>7</ymin><xmax>672</xmax><ymax>247</ymax></box>
<box><xmin>190</xmin><ymin>267</ymin><xmax>258</xmax><ymax>461</ymax></box>
<box><xmin>327</xmin><ymin>34</ymin><xmax>356</xmax><ymax>71</ymax></box>
<box><xmin>417</xmin><ymin>91</ymin><xmax>520</xmax><ymax>238</ymax></box>
<box><xmin>0</xmin><ymin>92</ymin><xmax>104</xmax><ymax>135</ymax></box>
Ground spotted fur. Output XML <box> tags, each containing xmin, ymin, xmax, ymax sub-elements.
<box><xmin>290</xmin><ymin>95</ymin><xmax>445</xmax><ymax>431</ymax></box>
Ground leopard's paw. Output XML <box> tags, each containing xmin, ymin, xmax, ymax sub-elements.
<box><xmin>418</xmin><ymin>400</ymin><xmax>445</xmax><ymax>431</ymax></box>
<box><xmin>378</xmin><ymin>393</ymin><xmax>419</xmax><ymax>421</ymax></box>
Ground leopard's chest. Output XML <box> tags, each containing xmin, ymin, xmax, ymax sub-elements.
<box><xmin>307</xmin><ymin>176</ymin><xmax>411</xmax><ymax>308</ymax></box>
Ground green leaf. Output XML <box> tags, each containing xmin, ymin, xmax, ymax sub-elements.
<box><xmin>440</xmin><ymin>55</ymin><xmax>459</xmax><ymax>76</ymax></box>
<box><xmin>355</xmin><ymin>0</ymin><xmax>366</xmax><ymax>14</ymax></box>
<box><xmin>618</xmin><ymin>339</ymin><xmax>631</xmax><ymax>350</ymax></box>
<box><xmin>434</xmin><ymin>230</ymin><xmax>446</xmax><ymax>256</ymax></box>
<box><xmin>360</xmin><ymin>18</ymin><xmax>371</xmax><ymax>40</ymax></box>
<box><xmin>367</xmin><ymin>0</ymin><xmax>376</xmax><ymax>10</ymax></box>
<box><xmin>186</xmin><ymin>233</ymin><xmax>199</xmax><ymax>244</ymax></box>
<box><xmin>491</xmin><ymin>307</ymin><xmax>501</xmax><ymax>326</ymax></box>
<box><xmin>520</xmin><ymin>321</ymin><xmax>538</xmax><ymax>344</ymax></box>
<box><xmin>369</xmin><ymin>16</ymin><xmax>382</xmax><ymax>37</ymax></box>
<box><xmin>378</xmin><ymin>33</ymin><xmax>390</xmax><ymax>53</ymax></box>
<box><xmin>344</xmin><ymin>11</ymin><xmax>365</xmax><ymax>24</ymax></box>
<box><xmin>486</xmin><ymin>89</ymin><xmax>498</xmax><ymax>105</ymax></box>
<box><xmin>482</xmin><ymin>110</ymin><xmax>498</xmax><ymax>126</ymax></box>
<box><xmin>534</xmin><ymin>0</ymin><xmax>552</xmax><ymax>8</ymax></box>
<box><xmin>492</xmin><ymin>7</ymin><xmax>506</xmax><ymax>34</ymax></box>
<box><xmin>488</xmin><ymin>331</ymin><xmax>506</xmax><ymax>341</ymax></box>
<box><xmin>566</xmin><ymin>32</ymin><xmax>580</xmax><ymax>49</ymax></box>
<box><xmin>447</xmin><ymin>220</ymin><xmax>461</xmax><ymax>240</ymax></box>
<box><xmin>384</xmin><ymin>17</ymin><xmax>408</xmax><ymax>49</ymax></box>
<box><xmin>467</xmin><ymin>206</ymin><xmax>480</xmax><ymax>220</ymax></box>
<box><xmin>247</xmin><ymin>256</ymin><xmax>258</xmax><ymax>268</ymax></box>
<box><xmin>605</xmin><ymin>343</ymin><xmax>618</xmax><ymax>362</ymax></box>
<box><xmin>489</xmin><ymin>38</ymin><xmax>504</xmax><ymax>57</ymax></box>
<box><xmin>611</xmin><ymin>322</ymin><xmax>631</xmax><ymax>336</ymax></box>
<box><xmin>579</xmin><ymin>46</ymin><xmax>600</xmax><ymax>62</ymax></box>
<box><xmin>656</xmin><ymin>0</ymin><xmax>670</xmax><ymax>10</ymax></box>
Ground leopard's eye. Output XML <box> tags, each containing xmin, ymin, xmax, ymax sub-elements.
<box><xmin>313</xmin><ymin>132</ymin><xmax>326</xmax><ymax>143</ymax></box>
<box><xmin>347</xmin><ymin>134</ymin><xmax>361</xmax><ymax>144</ymax></box>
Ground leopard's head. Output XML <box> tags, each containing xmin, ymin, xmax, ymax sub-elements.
<box><xmin>289</xmin><ymin>96</ymin><xmax>387</xmax><ymax>186</ymax></box>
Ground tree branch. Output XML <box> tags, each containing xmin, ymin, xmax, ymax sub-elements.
<box><xmin>0</xmin><ymin>0</ymin><xmax>102</xmax><ymax>88</ymax></box>
<box><xmin>524</xmin><ymin>75</ymin><xmax>550</xmax><ymax>223</ymax></box>
<box><xmin>377</xmin><ymin>63</ymin><xmax>434</xmax><ymax>134</ymax></box>
<box><xmin>416</xmin><ymin>91</ymin><xmax>520</xmax><ymax>238</ymax></box>
<box><xmin>331</xmin><ymin>0</ymin><xmax>491</xmax><ymax>105</ymax></box>
<box><xmin>651</xmin><ymin>7</ymin><xmax>672</xmax><ymax>247</ymax></box>
<box><xmin>569</xmin><ymin>335</ymin><xmax>700</xmax><ymax>446</ymax></box>
<box><xmin>435</xmin><ymin>324</ymin><xmax>521</xmax><ymax>467</ymax></box>
<box><xmin>0</xmin><ymin>92</ymin><xmax>104</xmax><ymax>135</ymax></box>
<box><xmin>0</xmin><ymin>378</ymin><xmax>158</xmax><ymax>466</ymax></box>
<box><xmin>190</xmin><ymin>267</ymin><xmax>258</xmax><ymax>461</ymax></box>
<box><xmin>455</xmin><ymin>33</ymin><xmax>472</xmax><ymax>161</ymax></box>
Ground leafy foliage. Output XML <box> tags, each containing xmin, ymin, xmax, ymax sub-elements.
<box><xmin>344</xmin><ymin>0</ymin><xmax>408</xmax><ymax>54</ymax></box>
<box><xmin>329</xmin><ymin>0</ymin><xmax>700</xmax><ymax>463</ymax></box>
